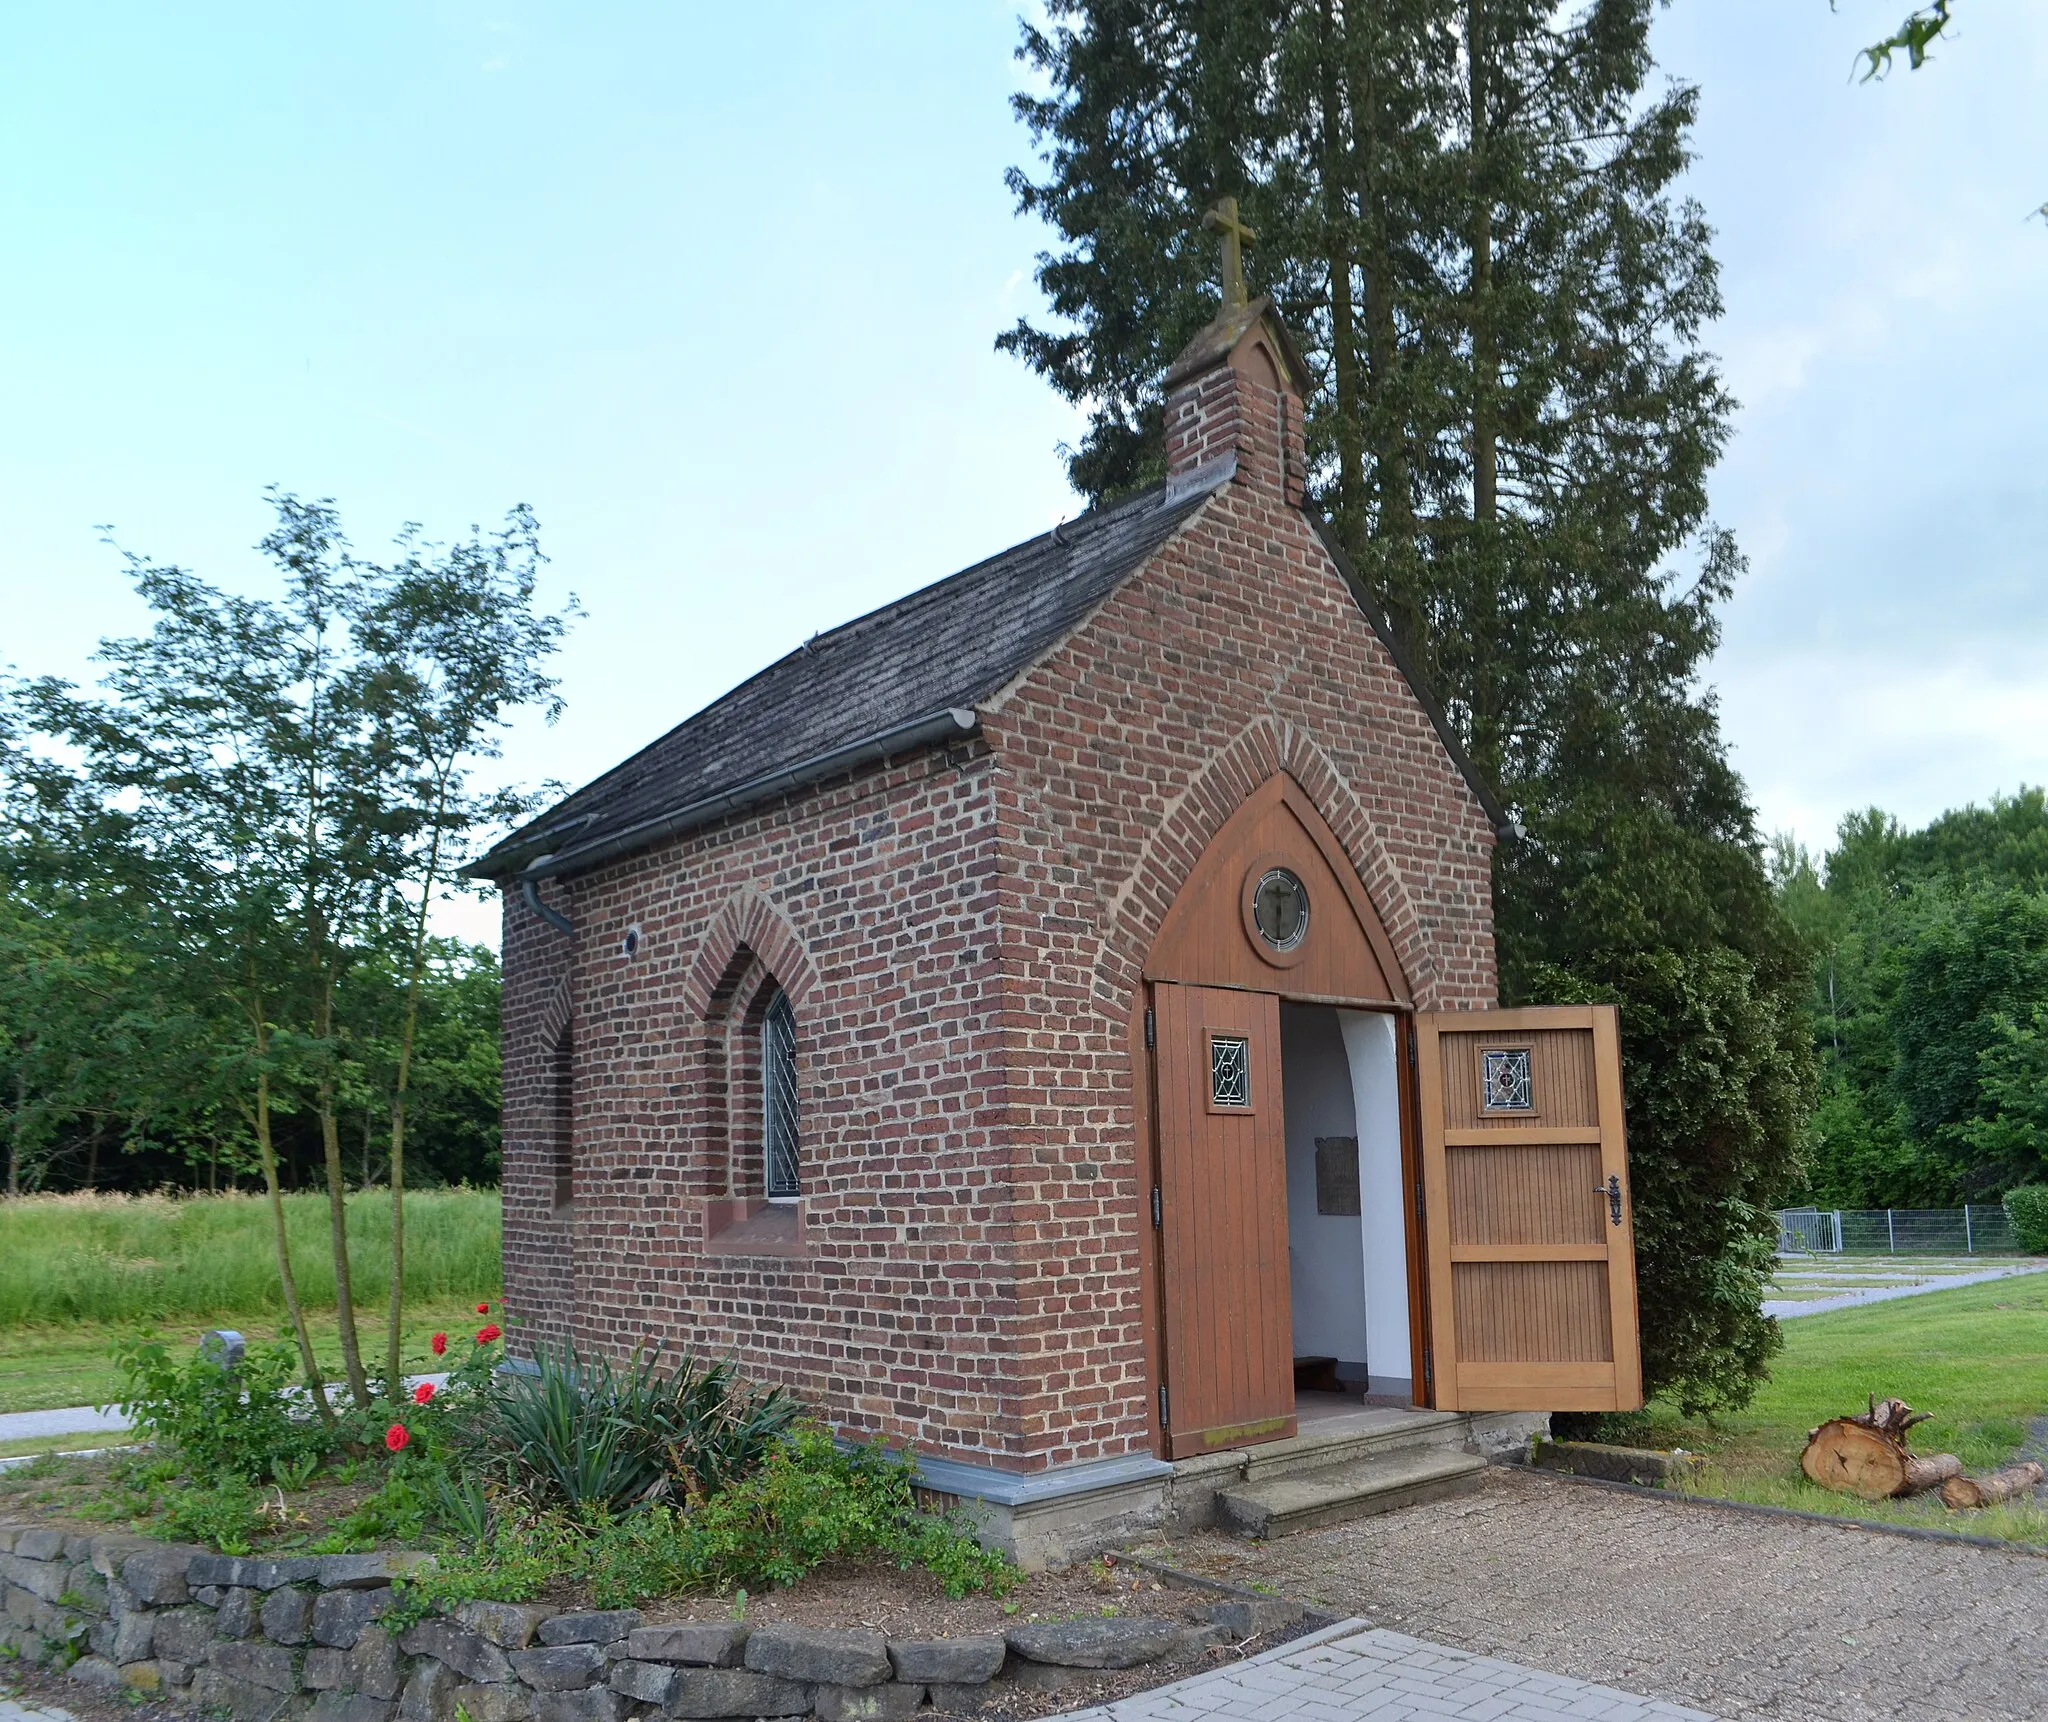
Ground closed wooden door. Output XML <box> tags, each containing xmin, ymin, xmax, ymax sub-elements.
<box><xmin>1414</xmin><ymin>1006</ymin><xmax>1642</xmax><ymax>1411</ymax></box>
<box><xmin>1153</xmin><ymin>982</ymin><xmax>1296</xmax><ymax>1458</ymax></box>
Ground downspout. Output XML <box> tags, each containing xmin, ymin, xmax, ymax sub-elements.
<box><xmin>521</xmin><ymin>873</ymin><xmax>574</xmax><ymax>937</ymax></box>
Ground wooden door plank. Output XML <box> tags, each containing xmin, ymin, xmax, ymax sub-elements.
<box><xmin>1412</xmin><ymin>1013</ymin><xmax>1461</xmax><ymax>1408</ymax></box>
<box><xmin>1448</xmin><ymin>1242</ymin><xmax>1610</xmax><ymax>1263</ymax></box>
<box><xmin>1595</xmin><ymin>1005</ymin><xmax>1642</xmax><ymax>1407</ymax></box>
<box><xmin>1453</xmin><ymin>1361</ymin><xmax>1624</xmax><ymax>1404</ymax></box>
<box><xmin>1157</xmin><ymin>985</ymin><xmax>1198</xmax><ymax>1439</ymax></box>
<box><xmin>1398</xmin><ymin>1014</ymin><xmax>1432</xmax><ymax>1407</ymax></box>
<box><xmin>1429</xmin><ymin>1004</ymin><xmax>1600</xmax><ymax>1033</ymax></box>
<box><xmin>1443</xmin><ymin>1125</ymin><xmax>1604</xmax><ymax>1147</ymax></box>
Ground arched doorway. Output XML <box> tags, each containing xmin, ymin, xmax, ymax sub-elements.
<box><xmin>1138</xmin><ymin>773</ymin><xmax>1426</xmax><ymax>1458</ymax></box>
<box><xmin>1135</xmin><ymin>775</ymin><xmax>1645</xmax><ymax>1461</ymax></box>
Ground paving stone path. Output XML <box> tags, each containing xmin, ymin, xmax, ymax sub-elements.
<box><xmin>0</xmin><ymin>1696</ymin><xmax>75</xmax><ymax>1722</ymax></box>
<box><xmin>1762</xmin><ymin>1258</ymin><xmax>2047</xmax><ymax>1319</ymax></box>
<box><xmin>1066</xmin><ymin>1621</ymin><xmax>1717</xmax><ymax>1722</ymax></box>
<box><xmin>1167</xmin><ymin>1467</ymin><xmax>2048</xmax><ymax>1722</ymax></box>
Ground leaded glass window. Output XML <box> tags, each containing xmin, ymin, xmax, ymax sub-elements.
<box><xmin>1481</xmin><ymin>1047</ymin><xmax>1534</xmax><ymax>1113</ymax></box>
<box><xmin>1251</xmin><ymin>868</ymin><xmax>1309</xmax><ymax>951</ymax></box>
<box><xmin>1210</xmin><ymin>1035</ymin><xmax>1251</xmax><ymax>1108</ymax></box>
<box><xmin>763</xmin><ymin>990</ymin><xmax>801</xmax><ymax>1199</ymax></box>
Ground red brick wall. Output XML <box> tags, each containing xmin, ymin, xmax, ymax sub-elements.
<box><xmin>499</xmin><ymin>742</ymin><xmax>1034</xmax><ymax>1464</ymax></box>
<box><xmin>496</xmin><ymin>350</ymin><xmax>1496</xmax><ymax>1476</ymax></box>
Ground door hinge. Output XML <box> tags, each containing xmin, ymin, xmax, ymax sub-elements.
<box><xmin>1423</xmin><ymin>1346</ymin><xmax>1434</xmax><ymax>1388</ymax></box>
<box><xmin>1143</xmin><ymin>1007</ymin><xmax>1155</xmax><ymax>1050</ymax></box>
<box><xmin>1151</xmin><ymin>1185</ymin><xmax>1163</xmax><ymax>1229</ymax></box>
<box><xmin>1157</xmin><ymin>1384</ymin><xmax>1169</xmax><ymax>1428</ymax></box>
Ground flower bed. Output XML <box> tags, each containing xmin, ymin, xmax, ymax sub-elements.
<box><xmin>0</xmin><ymin>1521</ymin><xmax>1309</xmax><ymax>1721</ymax></box>
<box><xmin>1</xmin><ymin>1322</ymin><xmax>1320</xmax><ymax>1717</ymax></box>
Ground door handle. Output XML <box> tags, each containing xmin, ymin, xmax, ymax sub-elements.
<box><xmin>1594</xmin><ymin>1175</ymin><xmax>1623</xmax><ymax>1227</ymax></box>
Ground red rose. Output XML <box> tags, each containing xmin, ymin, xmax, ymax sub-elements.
<box><xmin>477</xmin><ymin>1323</ymin><xmax>502</xmax><ymax>1344</ymax></box>
<box><xmin>476</xmin><ymin>1302</ymin><xmax>490</xmax><ymax>1315</ymax></box>
<box><xmin>430</xmin><ymin>1332</ymin><xmax>448</xmax><ymax>1357</ymax></box>
<box><xmin>385</xmin><ymin>1424</ymin><xmax>410</xmax><ymax>1452</ymax></box>
<box><xmin>413</xmin><ymin>1382</ymin><xmax>435</xmax><ymax>1405</ymax></box>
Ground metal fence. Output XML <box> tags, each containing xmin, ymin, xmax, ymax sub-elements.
<box><xmin>1775</xmin><ymin>1206</ymin><xmax>2023</xmax><ymax>1255</ymax></box>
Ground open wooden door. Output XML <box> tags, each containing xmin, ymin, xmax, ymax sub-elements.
<box><xmin>1153</xmin><ymin>981</ymin><xmax>1296</xmax><ymax>1457</ymax></box>
<box><xmin>1413</xmin><ymin>1006</ymin><xmax>1641</xmax><ymax>1412</ymax></box>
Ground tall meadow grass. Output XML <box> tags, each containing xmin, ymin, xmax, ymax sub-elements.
<box><xmin>0</xmin><ymin>1188</ymin><xmax>501</xmax><ymax>1326</ymax></box>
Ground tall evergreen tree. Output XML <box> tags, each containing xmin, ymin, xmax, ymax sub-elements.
<box><xmin>1005</xmin><ymin>0</ymin><xmax>1814</xmax><ymax>1415</ymax></box>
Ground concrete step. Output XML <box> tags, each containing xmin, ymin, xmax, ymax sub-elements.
<box><xmin>1216</xmin><ymin>1446</ymin><xmax>1486</xmax><ymax>1538</ymax></box>
<box><xmin>1235</xmin><ymin>1410</ymin><xmax>1473</xmax><ymax>1484</ymax></box>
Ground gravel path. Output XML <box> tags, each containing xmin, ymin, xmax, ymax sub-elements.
<box><xmin>0</xmin><ymin>1372</ymin><xmax>453</xmax><ymax>1446</ymax></box>
<box><xmin>1161</xmin><ymin>1467</ymin><xmax>2048</xmax><ymax>1722</ymax></box>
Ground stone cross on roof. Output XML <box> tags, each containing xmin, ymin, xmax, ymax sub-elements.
<box><xmin>1203</xmin><ymin>196</ymin><xmax>1257</xmax><ymax>310</ymax></box>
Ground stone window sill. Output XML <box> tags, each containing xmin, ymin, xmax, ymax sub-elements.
<box><xmin>701</xmin><ymin>1198</ymin><xmax>807</xmax><ymax>1258</ymax></box>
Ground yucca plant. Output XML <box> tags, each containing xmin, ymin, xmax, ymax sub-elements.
<box><xmin>644</xmin><ymin>1352</ymin><xmax>802</xmax><ymax>1500</ymax></box>
<box><xmin>477</xmin><ymin>1344</ymin><xmax>800</xmax><ymax>1514</ymax></box>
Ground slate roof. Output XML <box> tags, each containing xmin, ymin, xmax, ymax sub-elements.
<box><xmin>470</xmin><ymin>473</ymin><xmax>1225</xmax><ymax>881</ymax></box>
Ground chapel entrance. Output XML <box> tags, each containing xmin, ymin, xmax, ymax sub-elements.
<box><xmin>1142</xmin><ymin>773</ymin><xmax>1643</xmax><ymax>1461</ymax></box>
<box><xmin>1143</xmin><ymin>775</ymin><xmax>1419</xmax><ymax>1458</ymax></box>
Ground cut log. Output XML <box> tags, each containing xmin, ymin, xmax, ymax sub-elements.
<box><xmin>1799</xmin><ymin>1397</ymin><xmax>1956</xmax><ymax>1501</ymax></box>
<box><xmin>1801</xmin><ymin>1419</ymin><xmax>1913</xmax><ymax>1499</ymax></box>
<box><xmin>1861</xmin><ymin>1395</ymin><xmax>1931</xmax><ymax>1441</ymax></box>
<box><xmin>1940</xmin><ymin>1461</ymin><xmax>2045</xmax><ymax>1510</ymax></box>
<box><xmin>1900</xmin><ymin>1452</ymin><xmax>1963</xmax><ymax>1496</ymax></box>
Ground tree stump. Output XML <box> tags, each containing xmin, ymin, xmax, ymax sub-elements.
<box><xmin>1799</xmin><ymin>1396</ymin><xmax>1960</xmax><ymax>1500</ymax></box>
<box><xmin>1940</xmin><ymin>1461</ymin><xmax>2045</xmax><ymax>1510</ymax></box>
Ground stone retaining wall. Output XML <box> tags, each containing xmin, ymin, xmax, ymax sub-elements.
<box><xmin>0</xmin><ymin>1524</ymin><xmax>1293</xmax><ymax>1720</ymax></box>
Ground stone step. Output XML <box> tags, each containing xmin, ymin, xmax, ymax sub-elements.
<box><xmin>1217</xmin><ymin>1446</ymin><xmax>1485</xmax><ymax>1538</ymax></box>
<box><xmin>1234</xmin><ymin>1410</ymin><xmax>1473</xmax><ymax>1484</ymax></box>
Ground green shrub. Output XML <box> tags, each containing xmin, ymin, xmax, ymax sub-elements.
<box><xmin>392</xmin><ymin>1512</ymin><xmax>584</xmax><ymax>1622</ymax></box>
<box><xmin>478</xmin><ymin>1345</ymin><xmax>800</xmax><ymax>1513</ymax></box>
<box><xmin>113</xmin><ymin>1332</ymin><xmax>330</xmax><ymax>1482</ymax></box>
<box><xmin>155</xmin><ymin>1475</ymin><xmax>265</xmax><ymax>1554</ymax></box>
<box><xmin>2004</xmin><ymin>1185</ymin><xmax>2048</xmax><ymax>1253</ymax></box>
<box><xmin>658</xmin><ymin>1427</ymin><xmax>1013</xmax><ymax>1600</ymax></box>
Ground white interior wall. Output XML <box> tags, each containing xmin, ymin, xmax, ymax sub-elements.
<box><xmin>1278</xmin><ymin>1004</ymin><xmax>1368</xmax><ymax>1372</ymax></box>
<box><xmin>1338</xmin><ymin>1009</ymin><xmax>1412</xmax><ymax>1397</ymax></box>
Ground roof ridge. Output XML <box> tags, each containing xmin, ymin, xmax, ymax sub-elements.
<box><xmin>786</xmin><ymin>480</ymin><xmax>1170</xmax><ymax>661</ymax></box>
<box><xmin>474</xmin><ymin>481</ymin><xmax>1186</xmax><ymax>872</ymax></box>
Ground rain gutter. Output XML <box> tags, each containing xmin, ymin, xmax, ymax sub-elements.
<box><xmin>480</xmin><ymin>706</ymin><xmax>982</xmax><ymax>903</ymax></box>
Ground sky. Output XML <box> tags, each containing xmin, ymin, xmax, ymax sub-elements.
<box><xmin>2</xmin><ymin>2</ymin><xmax>2043</xmax><ymax>948</ymax></box>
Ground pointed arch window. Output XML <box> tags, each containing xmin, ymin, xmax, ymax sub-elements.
<box><xmin>549</xmin><ymin>1023</ymin><xmax>574</xmax><ymax>1219</ymax></box>
<box><xmin>762</xmin><ymin>989</ymin><xmax>800</xmax><ymax>1201</ymax></box>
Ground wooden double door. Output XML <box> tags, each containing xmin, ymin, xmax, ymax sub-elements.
<box><xmin>1151</xmin><ymin>986</ymin><xmax>1640</xmax><ymax>1458</ymax></box>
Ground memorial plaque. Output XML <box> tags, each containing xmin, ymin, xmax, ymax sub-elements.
<box><xmin>1314</xmin><ymin>1136</ymin><xmax>1360</xmax><ymax>1216</ymax></box>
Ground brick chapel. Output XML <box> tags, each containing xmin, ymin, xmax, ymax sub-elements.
<box><xmin>474</xmin><ymin>224</ymin><xmax>1642</xmax><ymax>1563</ymax></box>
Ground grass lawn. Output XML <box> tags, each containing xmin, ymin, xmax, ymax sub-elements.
<box><xmin>0</xmin><ymin>1188</ymin><xmax>499</xmax><ymax>1325</ymax></box>
<box><xmin>1641</xmin><ymin>1274</ymin><xmax>2048</xmax><ymax>1544</ymax></box>
<box><xmin>0</xmin><ymin>1297</ymin><xmax>501</xmax><ymax>1415</ymax></box>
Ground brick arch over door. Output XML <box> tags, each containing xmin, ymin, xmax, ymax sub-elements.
<box><xmin>1145</xmin><ymin>772</ymin><xmax>1411</xmax><ymax>1004</ymax></box>
<box><xmin>1097</xmin><ymin>716</ymin><xmax>1440</xmax><ymax>1009</ymax></box>
<box><xmin>682</xmin><ymin>887</ymin><xmax>820</xmax><ymax>1023</ymax></box>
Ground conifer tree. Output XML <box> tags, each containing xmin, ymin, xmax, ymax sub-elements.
<box><xmin>1005</xmin><ymin>0</ymin><xmax>1815</xmax><ymax>1415</ymax></box>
